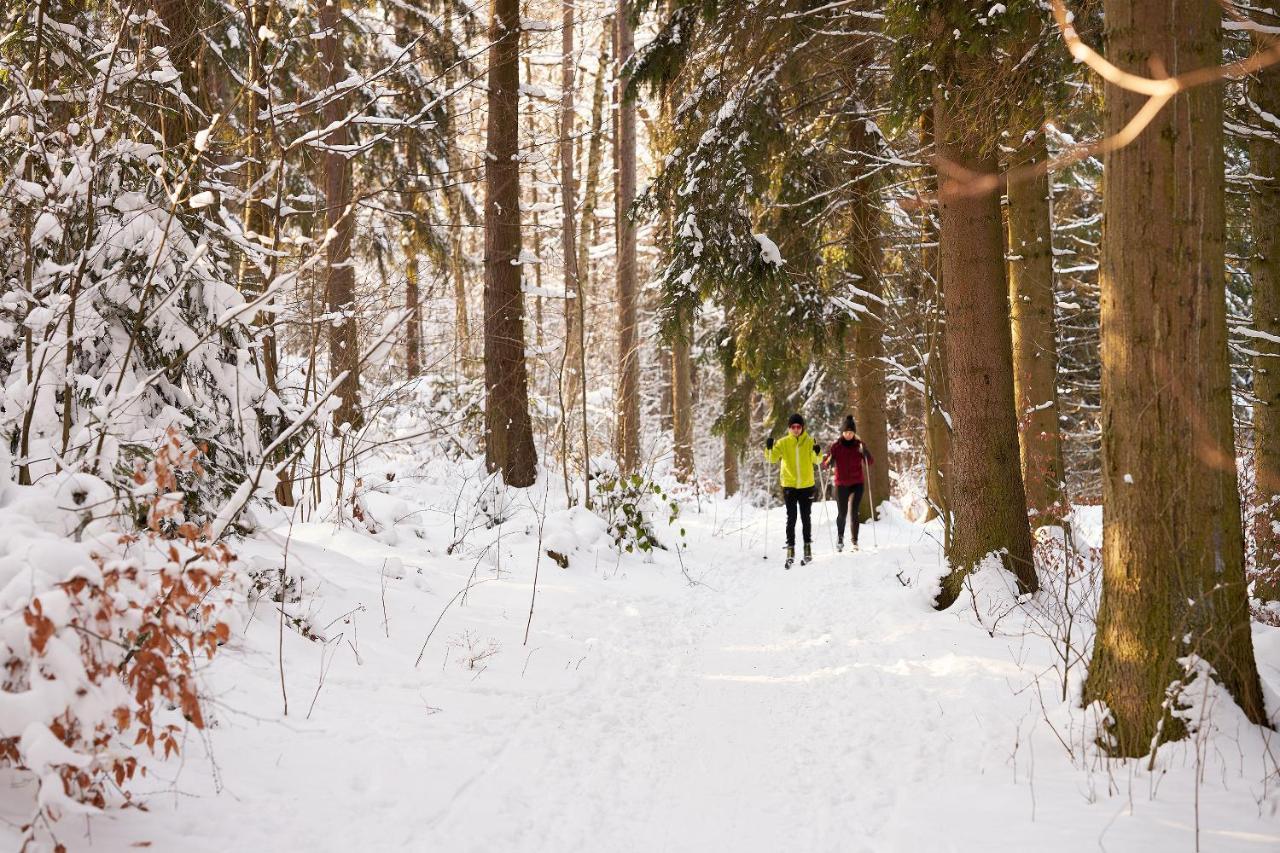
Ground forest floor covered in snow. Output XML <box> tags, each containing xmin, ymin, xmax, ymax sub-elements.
<box><xmin>5</xmin><ymin>457</ymin><xmax>1280</xmax><ymax>852</ymax></box>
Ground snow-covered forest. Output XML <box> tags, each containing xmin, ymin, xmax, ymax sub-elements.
<box><xmin>1</xmin><ymin>0</ymin><xmax>1278</xmax><ymax>849</ymax></box>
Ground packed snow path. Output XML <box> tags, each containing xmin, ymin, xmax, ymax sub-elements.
<box><xmin>56</xmin><ymin>500</ymin><xmax>1280</xmax><ymax>852</ymax></box>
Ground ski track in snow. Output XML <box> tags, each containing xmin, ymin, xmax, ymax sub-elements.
<box><xmin>24</xmin><ymin>501</ymin><xmax>1280</xmax><ymax>852</ymax></box>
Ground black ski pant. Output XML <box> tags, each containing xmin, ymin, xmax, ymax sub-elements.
<box><xmin>783</xmin><ymin>486</ymin><xmax>814</xmax><ymax>547</ymax></box>
<box><xmin>835</xmin><ymin>484</ymin><xmax>865</xmax><ymax>544</ymax></box>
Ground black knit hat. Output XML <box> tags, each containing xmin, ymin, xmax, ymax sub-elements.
<box><xmin>788</xmin><ymin>413</ymin><xmax>805</xmax><ymax>427</ymax></box>
<box><xmin>842</xmin><ymin>415</ymin><xmax>857</xmax><ymax>433</ymax></box>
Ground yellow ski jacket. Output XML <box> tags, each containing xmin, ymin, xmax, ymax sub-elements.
<box><xmin>764</xmin><ymin>431</ymin><xmax>822</xmax><ymax>489</ymax></box>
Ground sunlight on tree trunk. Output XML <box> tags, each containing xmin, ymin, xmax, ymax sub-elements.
<box><xmin>1084</xmin><ymin>0</ymin><xmax>1267</xmax><ymax>753</ymax></box>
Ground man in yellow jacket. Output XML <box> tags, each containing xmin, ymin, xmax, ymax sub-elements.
<box><xmin>764</xmin><ymin>413</ymin><xmax>823</xmax><ymax>567</ymax></box>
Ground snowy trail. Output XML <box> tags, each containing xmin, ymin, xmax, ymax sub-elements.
<box><xmin>53</xmin><ymin>499</ymin><xmax>1280</xmax><ymax>852</ymax></box>
<box><xmin>421</xmin><ymin>531</ymin><xmax>937</xmax><ymax>853</ymax></box>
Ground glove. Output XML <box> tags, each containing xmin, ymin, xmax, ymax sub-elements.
<box><xmin>765</xmin><ymin>437</ymin><xmax>774</xmax><ymax>450</ymax></box>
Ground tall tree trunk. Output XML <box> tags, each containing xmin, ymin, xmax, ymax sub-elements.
<box><xmin>849</xmin><ymin>113</ymin><xmax>891</xmax><ymax>521</ymax></box>
<box><xmin>155</xmin><ymin>0</ymin><xmax>202</xmax><ymax>145</ymax></box>
<box><xmin>398</xmin><ymin>8</ymin><xmax>422</xmax><ymax>379</ymax></box>
<box><xmin>1083</xmin><ymin>0</ymin><xmax>1267</xmax><ymax>754</ymax></box>
<box><xmin>920</xmin><ymin>111</ymin><xmax>951</xmax><ymax>530</ymax></box>
<box><xmin>483</xmin><ymin>0</ymin><xmax>538</xmax><ymax>487</ymax></box>
<box><xmin>578</xmin><ymin>22</ymin><xmax>610</xmax><ymax>293</ymax></box>
<box><xmin>242</xmin><ymin>0</ymin><xmax>292</xmax><ymax>504</ymax></box>
<box><xmin>320</xmin><ymin>0</ymin><xmax>362</xmax><ymax>433</ymax></box>
<box><xmin>402</xmin><ymin>220</ymin><xmax>423</xmax><ymax>377</ymax></box>
<box><xmin>443</xmin><ymin>2</ymin><xmax>474</xmax><ymax>379</ymax></box>
<box><xmin>561</xmin><ymin>2</ymin><xmax>581</xmax><ymax>412</ymax></box>
<box><xmin>672</xmin><ymin>305</ymin><xmax>695</xmax><ymax>482</ymax></box>
<box><xmin>1251</xmin><ymin>23</ymin><xmax>1280</xmax><ymax>601</ymax></box>
<box><xmin>723</xmin><ymin>351</ymin><xmax>741</xmax><ymax>499</ymax></box>
<box><xmin>614</xmin><ymin>6</ymin><xmax>641</xmax><ymax>474</ymax></box>
<box><xmin>1006</xmin><ymin>124</ymin><xmax>1067</xmax><ymax>526</ymax></box>
<box><xmin>932</xmin><ymin>93</ymin><xmax>1036</xmax><ymax>608</ymax></box>
<box><xmin>559</xmin><ymin>0</ymin><xmax>588</xmax><ymax>506</ymax></box>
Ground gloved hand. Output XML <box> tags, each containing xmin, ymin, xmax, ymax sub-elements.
<box><xmin>765</xmin><ymin>436</ymin><xmax>774</xmax><ymax>450</ymax></box>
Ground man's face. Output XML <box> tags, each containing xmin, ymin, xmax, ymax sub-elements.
<box><xmin>789</xmin><ymin>423</ymin><xmax>803</xmax><ymax>435</ymax></box>
<box><xmin>842</xmin><ymin>429</ymin><xmax>855</xmax><ymax>440</ymax></box>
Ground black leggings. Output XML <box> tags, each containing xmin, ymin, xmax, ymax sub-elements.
<box><xmin>835</xmin><ymin>484</ymin><xmax>865</xmax><ymax>543</ymax></box>
<box><xmin>783</xmin><ymin>486</ymin><xmax>813</xmax><ymax>547</ymax></box>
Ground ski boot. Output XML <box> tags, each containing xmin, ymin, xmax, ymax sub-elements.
<box><xmin>800</xmin><ymin>542</ymin><xmax>813</xmax><ymax>566</ymax></box>
<box><xmin>785</xmin><ymin>546</ymin><xmax>795</xmax><ymax>570</ymax></box>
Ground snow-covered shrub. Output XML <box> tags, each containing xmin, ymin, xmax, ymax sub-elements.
<box><xmin>0</xmin><ymin>431</ymin><xmax>241</xmax><ymax>834</ymax></box>
<box><xmin>0</xmin><ymin>3</ymin><xmax>288</xmax><ymax>517</ymax></box>
<box><xmin>594</xmin><ymin>473</ymin><xmax>682</xmax><ymax>554</ymax></box>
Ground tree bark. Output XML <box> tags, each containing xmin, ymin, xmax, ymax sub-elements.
<box><xmin>483</xmin><ymin>0</ymin><xmax>538</xmax><ymax>486</ymax></box>
<box><xmin>614</xmin><ymin>6</ymin><xmax>641</xmax><ymax>474</ymax></box>
<box><xmin>397</xmin><ymin>7</ymin><xmax>422</xmax><ymax>379</ymax></box>
<box><xmin>561</xmin><ymin>2</ymin><xmax>580</xmax><ymax>412</ymax></box>
<box><xmin>1251</xmin><ymin>24</ymin><xmax>1280</xmax><ymax>601</ymax></box>
<box><xmin>319</xmin><ymin>0</ymin><xmax>362</xmax><ymax>433</ymax></box>
<box><xmin>1006</xmin><ymin>124</ymin><xmax>1067</xmax><ymax>526</ymax></box>
<box><xmin>849</xmin><ymin>114</ymin><xmax>891</xmax><ymax>521</ymax></box>
<box><xmin>559</xmin><ymin>0</ymin><xmax>589</xmax><ymax>506</ymax></box>
<box><xmin>578</xmin><ymin>23</ymin><xmax>610</xmax><ymax>296</ymax></box>
<box><xmin>672</xmin><ymin>304</ymin><xmax>695</xmax><ymax>482</ymax></box>
<box><xmin>919</xmin><ymin>111</ymin><xmax>951</xmax><ymax>530</ymax></box>
<box><xmin>1083</xmin><ymin>0</ymin><xmax>1267</xmax><ymax>754</ymax></box>
<box><xmin>155</xmin><ymin>0</ymin><xmax>203</xmax><ymax>144</ymax></box>
<box><xmin>443</xmin><ymin>2</ymin><xmax>474</xmax><ymax>379</ymax></box>
<box><xmin>932</xmin><ymin>94</ymin><xmax>1036</xmax><ymax>608</ymax></box>
<box><xmin>723</xmin><ymin>353</ymin><xmax>741</xmax><ymax>499</ymax></box>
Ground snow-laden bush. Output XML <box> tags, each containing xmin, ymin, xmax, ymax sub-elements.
<box><xmin>0</xmin><ymin>3</ymin><xmax>287</xmax><ymax>517</ymax></box>
<box><xmin>0</xmin><ymin>432</ymin><xmax>242</xmax><ymax>838</ymax></box>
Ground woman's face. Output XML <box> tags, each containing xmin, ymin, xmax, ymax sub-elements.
<box><xmin>842</xmin><ymin>429</ymin><xmax>855</xmax><ymax>440</ymax></box>
<box><xmin>789</xmin><ymin>423</ymin><xmax>803</xmax><ymax>435</ymax></box>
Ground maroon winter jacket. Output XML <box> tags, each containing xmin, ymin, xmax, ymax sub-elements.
<box><xmin>823</xmin><ymin>438</ymin><xmax>873</xmax><ymax>486</ymax></box>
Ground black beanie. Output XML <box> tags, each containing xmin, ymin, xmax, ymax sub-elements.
<box><xmin>788</xmin><ymin>413</ymin><xmax>805</xmax><ymax>427</ymax></box>
<box><xmin>843</xmin><ymin>415</ymin><xmax>856</xmax><ymax>433</ymax></box>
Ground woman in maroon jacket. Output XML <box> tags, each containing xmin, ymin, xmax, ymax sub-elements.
<box><xmin>820</xmin><ymin>415</ymin><xmax>874</xmax><ymax>551</ymax></box>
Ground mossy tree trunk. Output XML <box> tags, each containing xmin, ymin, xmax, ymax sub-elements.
<box><xmin>920</xmin><ymin>112</ymin><xmax>951</xmax><ymax>531</ymax></box>
<box><xmin>1250</xmin><ymin>23</ymin><xmax>1280</xmax><ymax>602</ymax></box>
<box><xmin>932</xmin><ymin>93</ymin><xmax>1036</xmax><ymax>608</ymax></box>
<box><xmin>1083</xmin><ymin>0</ymin><xmax>1267</xmax><ymax>754</ymax></box>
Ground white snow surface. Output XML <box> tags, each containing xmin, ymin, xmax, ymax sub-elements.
<box><xmin>5</xmin><ymin>482</ymin><xmax>1279</xmax><ymax>852</ymax></box>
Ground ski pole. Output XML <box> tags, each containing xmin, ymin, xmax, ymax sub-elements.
<box><xmin>861</xmin><ymin>453</ymin><xmax>879</xmax><ymax>549</ymax></box>
<box><xmin>819</xmin><ymin>464</ymin><xmax>835</xmax><ymax>552</ymax></box>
